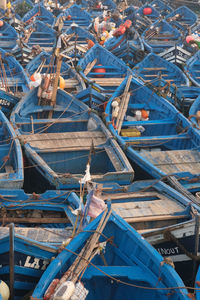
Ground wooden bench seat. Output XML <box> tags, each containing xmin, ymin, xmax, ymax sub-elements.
<box><xmin>20</xmin><ymin>131</ymin><xmax>107</xmax><ymax>152</ymax></box>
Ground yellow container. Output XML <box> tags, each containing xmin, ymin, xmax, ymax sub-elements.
<box><xmin>120</xmin><ymin>128</ymin><xmax>141</xmax><ymax>137</ymax></box>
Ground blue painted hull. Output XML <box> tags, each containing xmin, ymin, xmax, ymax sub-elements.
<box><xmin>105</xmin><ymin>76</ymin><xmax>200</xmax><ymax>192</ymax></box>
<box><xmin>142</xmin><ymin>20</ymin><xmax>182</xmax><ymax>54</ymax></box>
<box><xmin>22</xmin><ymin>4</ymin><xmax>54</xmax><ymax>25</ymax></box>
<box><xmin>78</xmin><ymin>44</ymin><xmax>131</xmax><ymax>93</ymax></box>
<box><xmin>134</xmin><ymin>52</ymin><xmax>189</xmax><ymax>86</ymax></box>
<box><xmin>11</xmin><ymin>88</ymin><xmax>134</xmax><ymax>189</ymax></box>
<box><xmin>31</xmin><ymin>210</ymin><xmax>189</xmax><ymax>299</ymax></box>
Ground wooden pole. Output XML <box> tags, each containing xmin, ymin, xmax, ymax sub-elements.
<box><xmin>9</xmin><ymin>223</ymin><xmax>14</xmax><ymax>300</ymax></box>
<box><xmin>48</xmin><ymin>50</ymin><xmax>62</xmax><ymax>119</ymax></box>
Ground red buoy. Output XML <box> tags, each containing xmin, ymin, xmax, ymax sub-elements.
<box><xmin>143</xmin><ymin>7</ymin><xmax>152</xmax><ymax>15</ymax></box>
<box><xmin>186</xmin><ymin>35</ymin><xmax>194</xmax><ymax>44</ymax></box>
<box><xmin>93</xmin><ymin>64</ymin><xmax>106</xmax><ymax>78</ymax></box>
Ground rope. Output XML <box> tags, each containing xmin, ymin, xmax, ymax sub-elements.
<box><xmin>62</xmin><ymin>245</ymin><xmax>199</xmax><ymax>292</ymax></box>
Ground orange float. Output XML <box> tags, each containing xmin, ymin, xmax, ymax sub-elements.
<box><xmin>93</xmin><ymin>64</ymin><xmax>106</xmax><ymax>78</ymax></box>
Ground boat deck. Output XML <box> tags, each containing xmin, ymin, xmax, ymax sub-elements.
<box><xmin>101</xmin><ymin>190</ymin><xmax>188</xmax><ymax>230</ymax></box>
<box><xmin>139</xmin><ymin>149</ymin><xmax>200</xmax><ymax>175</ymax></box>
<box><xmin>20</xmin><ymin>131</ymin><xmax>107</xmax><ymax>152</ymax></box>
<box><xmin>0</xmin><ymin>227</ymin><xmax>73</xmax><ymax>245</ymax></box>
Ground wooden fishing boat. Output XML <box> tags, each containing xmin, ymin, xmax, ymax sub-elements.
<box><xmin>150</xmin><ymin>0</ymin><xmax>173</xmax><ymax>16</ymax></box>
<box><xmin>159</xmin><ymin>45</ymin><xmax>192</xmax><ymax>66</ymax></box>
<box><xmin>184</xmin><ymin>50</ymin><xmax>200</xmax><ymax>87</ymax></box>
<box><xmin>95</xmin><ymin>179</ymin><xmax>200</xmax><ymax>284</ymax></box>
<box><xmin>0</xmin><ymin>47</ymin><xmax>29</xmax><ymax>93</ymax></box>
<box><xmin>78</xmin><ymin>43</ymin><xmax>131</xmax><ymax>93</ymax></box>
<box><xmin>56</xmin><ymin>4</ymin><xmax>92</xmax><ymax>30</ymax></box>
<box><xmin>11</xmin><ymin>87</ymin><xmax>134</xmax><ymax>189</ymax></box>
<box><xmin>0</xmin><ymin>110</ymin><xmax>23</xmax><ymax>188</ymax></box>
<box><xmin>89</xmin><ymin>0</ymin><xmax>116</xmax><ymax>17</ymax></box>
<box><xmin>0</xmin><ymin>189</ymin><xmax>80</xmax><ymax>229</ymax></box>
<box><xmin>148</xmin><ymin>79</ymin><xmax>200</xmax><ymax>115</ymax></box>
<box><xmin>11</xmin><ymin>40</ymin><xmax>34</xmax><ymax>67</ymax></box>
<box><xmin>22</xmin><ymin>3</ymin><xmax>54</xmax><ymax>25</ymax></box>
<box><xmin>76</xmin><ymin>87</ymin><xmax>108</xmax><ymax>112</ymax></box>
<box><xmin>165</xmin><ymin>5</ymin><xmax>197</xmax><ymax>28</ymax></box>
<box><xmin>134</xmin><ymin>14</ymin><xmax>152</xmax><ymax>35</ymax></box>
<box><xmin>104</xmin><ymin>26</ymin><xmax>145</xmax><ymax>67</ymax></box>
<box><xmin>24</xmin><ymin>20</ymin><xmax>56</xmax><ymax>52</ymax></box>
<box><xmin>142</xmin><ymin>20</ymin><xmax>182</xmax><ymax>54</ymax></box>
<box><xmin>134</xmin><ymin>53</ymin><xmax>189</xmax><ymax>86</ymax></box>
<box><xmin>61</xmin><ymin>24</ymin><xmax>97</xmax><ymax>65</ymax></box>
<box><xmin>136</xmin><ymin>4</ymin><xmax>160</xmax><ymax>22</ymax></box>
<box><xmin>0</xmin><ymin>89</ymin><xmax>20</xmax><ymax>116</ymax></box>
<box><xmin>105</xmin><ymin>75</ymin><xmax>200</xmax><ymax>194</ymax></box>
<box><xmin>0</xmin><ymin>20</ymin><xmax>18</xmax><ymax>51</ymax></box>
<box><xmin>0</xmin><ymin>189</ymin><xmax>81</xmax><ymax>299</ymax></box>
<box><xmin>65</xmin><ymin>24</ymin><xmax>96</xmax><ymax>46</ymax></box>
<box><xmin>31</xmin><ymin>209</ymin><xmax>189</xmax><ymax>300</ymax></box>
<box><xmin>25</xmin><ymin>51</ymin><xmax>85</xmax><ymax>94</ymax></box>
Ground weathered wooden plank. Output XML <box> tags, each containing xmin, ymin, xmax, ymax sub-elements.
<box><xmin>100</xmin><ymin>191</ymin><xmax>161</xmax><ymax>200</ymax></box>
<box><xmin>84</xmin><ymin>59</ymin><xmax>97</xmax><ymax>76</ymax></box>
<box><xmin>140</xmin><ymin>149</ymin><xmax>200</xmax><ymax>175</ymax></box>
<box><xmin>90</xmin><ymin>78</ymin><xmax>125</xmax><ymax>86</ymax></box>
<box><xmin>123</xmin><ymin>214</ymin><xmax>187</xmax><ymax>223</ymax></box>
<box><xmin>0</xmin><ymin>217</ymin><xmax>70</xmax><ymax>223</ymax></box>
<box><xmin>20</xmin><ymin>131</ymin><xmax>107</xmax><ymax>151</ymax></box>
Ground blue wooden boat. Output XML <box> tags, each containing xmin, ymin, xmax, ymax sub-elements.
<box><xmin>25</xmin><ymin>51</ymin><xmax>85</xmax><ymax>93</ymax></box>
<box><xmin>56</xmin><ymin>4</ymin><xmax>92</xmax><ymax>30</ymax></box>
<box><xmin>78</xmin><ymin>44</ymin><xmax>131</xmax><ymax>93</ymax></box>
<box><xmin>105</xmin><ymin>76</ymin><xmax>200</xmax><ymax>193</ymax></box>
<box><xmin>31</xmin><ymin>209</ymin><xmax>189</xmax><ymax>300</ymax></box>
<box><xmin>136</xmin><ymin>4</ymin><xmax>160</xmax><ymax>22</ymax></box>
<box><xmin>95</xmin><ymin>179</ymin><xmax>200</xmax><ymax>284</ymax></box>
<box><xmin>62</xmin><ymin>24</ymin><xmax>97</xmax><ymax>64</ymax></box>
<box><xmin>148</xmin><ymin>79</ymin><xmax>200</xmax><ymax>114</ymax></box>
<box><xmin>0</xmin><ymin>110</ymin><xmax>23</xmax><ymax>189</ymax></box>
<box><xmin>0</xmin><ymin>48</ymin><xmax>29</xmax><ymax>93</ymax></box>
<box><xmin>134</xmin><ymin>14</ymin><xmax>152</xmax><ymax>35</ymax></box>
<box><xmin>165</xmin><ymin>6</ymin><xmax>197</xmax><ymax>28</ymax></box>
<box><xmin>159</xmin><ymin>45</ymin><xmax>192</xmax><ymax>66</ymax></box>
<box><xmin>89</xmin><ymin>0</ymin><xmax>116</xmax><ymax>17</ymax></box>
<box><xmin>142</xmin><ymin>20</ymin><xmax>182</xmax><ymax>54</ymax></box>
<box><xmin>134</xmin><ymin>53</ymin><xmax>189</xmax><ymax>86</ymax></box>
<box><xmin>104</xmin><ymin>26</ymin><xmax>145</xmax><ymax>67</ymax></box>
<box><xmin>0</xmin><ymin>189</ymin><xmax>81</xmax><ymax>228</ymax></box>
<box><xmin>0</xmin><ymin>89</ymin><xmax>20</xmax><ymax>117</ymax></box>
<box><xmin>150</xmin><ymin>0</ymin><xmax>172</xmax><ymax>16</ymax></box>
<box><xmin>11</xmin><ymin>87</ymin><xmax>134</xmax><ymax>189</ymax></box>
<box><xmin>0</xmin><ymin>20</ymin><xmax>18</xmax><ymax>51</ymax></box>
<box><xmin>25</xmin><ymin>20</ymin><xmax>56</xmax><ymax>52</ymax></box>
<box><xmin>11</xmin><ymin>41</ymin><xmax>34</xmax><ymax>67</ymax></box>
<box><xmin>0</xmin><ymin>228</ymin><xmax>58</xmax><ymax>300</ymax></box>
<box><xmin>22</xmin><ymin>4</ymin><xmax>54</xmax><ymax>25</ymax></box>
<box><xmin>76</xmin><ymin>87</ymin><xmax>108</xmax><ymax>112</ymax></box>
<box><xmin>65</xmin><ymin>24</ymin><xmax>96</xmax><ymax>45</ymax></box>
<box><xmin>184</xmin><ymin>50</ymin><xmax>200</xmax><ymax>87</ymax></box>
<box><xmin>0</xmin><ymin>189</ymin><xmax>81</xmax><ymax>299</ymax></box>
